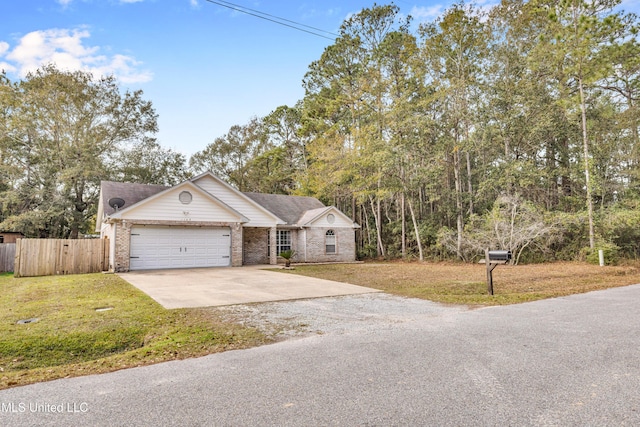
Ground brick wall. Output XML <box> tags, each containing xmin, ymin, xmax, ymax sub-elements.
<box><xmin>114</xmin><ymin>221</ymin><xmax>132</xmax><ymax>272</ymax></box>
<box><xmin>230</xmin><ymin>224</ymin><xmax>243</xmax><ymax>267</ymax></box>
<box><xmin>269</xmin><ymin>227</ymin><xmax>277</xmax><ymax>265</ymax></box>
<box><xmin>243</xmin><ymin>227</ymin><xmax>269</xmax><ymax>265</ymax></box>
<box><xmin>304</xmin><ymin>227</ymin><xmax>356</xmax><ymax>263</ymax></box>
<box><xmin>244</xmin><ymin>227</ymin><xmax>300</xmax><ymax>265</ymax></box>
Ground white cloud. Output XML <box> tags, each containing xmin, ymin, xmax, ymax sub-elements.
<box><xmin>410</xmin><ymin>5</ymin><xmax>444</xmax><ymax>21</ymax></box>
<box><xmin>190</xmin><ymin>0</ymin><xmax>199</xmax><ymax>7</ymax></box>
<box><xmin>0</xmin><ymin>40</ymin><xmax>19</xmax><ymax>73</ymax></box>
<box><xmin>93</xmin><ymin>54</ymin><xmax>154</xmax><ymax>84</ymax></box>
<box><xmin>0</xmin><ymin>62</ymin><xmax>16</xmax><ymax>73</ymax></box>
<box><xmin>0</xmin><ymin>28</ymin><xmax>152</xmax><ymax>83</ymax></box>
<box><xmin>57</xmin><ymin>0</ymin><xmax>73</xmax><ymax>5</ymax></box>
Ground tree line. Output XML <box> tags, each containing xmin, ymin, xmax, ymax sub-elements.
<box><xmin>2</xmin><ymin>0</ymin><xmax>639</xmax><ymax>263</ymax></box>
<box><xmin>0</xmin><ymin>66</ymin><xmax>188</xmax><ymax>239</ymax></box>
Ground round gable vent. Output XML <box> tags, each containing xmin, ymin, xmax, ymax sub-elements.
<box><xmin>327</xmin><ymin>213</ymin><xmax>335</xmax><ymax>224</ymax></box>
<box><xmin>179</xmin><ymin>191</ymin><xmax>193</xmax><ymax>204</ymax></box>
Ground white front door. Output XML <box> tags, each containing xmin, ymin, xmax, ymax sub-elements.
<box><xmin>129</xmin><ymin>226</ymin><xmax>231</xmax><ymax>270</ymax></box>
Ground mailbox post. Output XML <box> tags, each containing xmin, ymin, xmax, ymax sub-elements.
<box><xmin>485</xmin><ymin>249</ymin><xmax>512</xmax><ymax>295</ymax></box>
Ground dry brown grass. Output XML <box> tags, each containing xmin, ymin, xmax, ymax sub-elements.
<box><xmin>286</xmin><ymin>261</ymin><xmax>640</xmax><ymax>305</ymax></box>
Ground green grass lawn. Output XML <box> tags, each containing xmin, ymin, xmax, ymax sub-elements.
<box><xmin>0</xmin><ymin>272</ymin><xmax>268</xmax><ymax>389</ymax></box>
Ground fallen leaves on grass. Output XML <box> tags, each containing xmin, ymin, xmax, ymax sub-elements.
<box><xmin>285</xmin><ymin>261</ymin><xmax>640</xmax><ymax>306</ymax></box>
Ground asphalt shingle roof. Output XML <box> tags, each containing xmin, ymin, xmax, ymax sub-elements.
<box><xmin>243</xmin><ymin>192</ymin><xmax>325</xmax><ymax>225</ymax></box>
<box><xmin>99</xmin><ymin>181</ymin><xmax>328</xmax><ymax>227</ymax></box>
<box><xmin>100</xmin><ymin>181</ymin><xmax>168</xmax><ymax>216</ymax></box>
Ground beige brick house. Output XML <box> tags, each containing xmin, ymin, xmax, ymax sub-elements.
<box><xmin>96</xmin><ymin>172</ymin><xmax>359</xmax><ymax>271</ymax></box>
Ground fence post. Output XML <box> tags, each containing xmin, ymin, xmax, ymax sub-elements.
<box><xmin>14</xmin><ymin>239</ymin><xmax>22</xmax><ymax>278</ymax></box>
<box><xmin>103</xmin><ymin>238</ymin><xmax>109</xmax><ymax>271</ymax></box>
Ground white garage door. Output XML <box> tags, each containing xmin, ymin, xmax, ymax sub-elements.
<box><xmin>130</xmin><ymin>226</ymin><xmax>231</xmax><ymax>270</ymax></box>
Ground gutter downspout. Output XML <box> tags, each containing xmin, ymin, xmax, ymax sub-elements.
<box><xmin>303</xmin><ymin>228</ymin><xmax>307</xmax><ymax>262</ymax></box>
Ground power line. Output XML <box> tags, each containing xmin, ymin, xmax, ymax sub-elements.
<box><xmin>212</xmin><ymin>0</ymin><xmax>338</xmax><ymax>36</ymax></box>
<box><xmin>204</xmin><ymin>0</ymin><xmax>338</xmax><ymax>40</ymax></box>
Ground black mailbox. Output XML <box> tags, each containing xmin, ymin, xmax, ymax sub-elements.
<box><xmin>488</xmin><ymin>250</ymin><xmax>512</xmax><ymax>262</ymax></box>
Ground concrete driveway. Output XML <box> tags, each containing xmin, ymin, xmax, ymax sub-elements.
<box><xmin>117</xmin><ymin>265</ymin><xmax>380</xmax><ymax>308</ymax></box>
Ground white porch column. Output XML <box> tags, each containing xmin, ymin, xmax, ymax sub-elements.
<box><xmin>269</xmin><ymin>226</ymin><xmax>277</xmax><ymax>265</ymax></box>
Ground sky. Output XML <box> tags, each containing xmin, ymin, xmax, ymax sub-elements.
<box><xmin>2</xmin><ymin>0</ymin><xmax>639</xmax><ymax>157</ymax></box>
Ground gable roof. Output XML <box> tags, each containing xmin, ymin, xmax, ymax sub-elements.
<box><xmin>108</xmin><ymin>180</ymin><xmax>249</xmax><ymax>222</ymax></box>
<box><xmin>296</xmin><ymin>206</ymin><xmax>360</xmax><ymax>228</ymax></box>
<box><xmin>243</xmin><ymin>192</ymin><xmax>325</xmax><ymax>226</ymax></box>
<box><xmin>190</xmin><ymin>171</ymin><xmax>285</xmax><ymax>225</ymax></box>
<box><xmin>99</xmin><ymin>181</ymin><xmax>168</xmax><ymax>216</ymax></box>
<box><xmin>296</xmin><ymin>206</ymin><xmax>332</xmax><ymax>226</ymax></box>
<box><xmin>97</xmin><ymin>174</ymin><xmax>355</xmax><ymax>229</ymax></box>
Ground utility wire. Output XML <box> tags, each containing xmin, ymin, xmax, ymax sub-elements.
<box><xmin>212</xmin><ymin>0</ymin><xmax>338</xmax><ymax>36</ymax></box>
<box><xmin>204</xmin><ymin>0</ymin><xmax>338</xmax><ymax>40</ymax></box>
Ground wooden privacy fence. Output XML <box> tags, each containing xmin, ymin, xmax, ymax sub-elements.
<box><xmin>14</xmin><ymin>238</ymin><xmax>109</xmax><ymax>278</ymax></box>
<box><xmin>0</xmin><ymin>243</ymin><xmax>16</xmax><ymax>272</ymax></box>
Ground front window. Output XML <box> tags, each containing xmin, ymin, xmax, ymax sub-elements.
<box><xmin>277</xmin><ymin>230</ymin><xmax>291</xmax><ymax>254</ymax></box>
<box><xmin>326</xmin><ymin>230</ymin><xmax>336</xmax><ymax>254</ymax></box>
<box><xmin>268</xmin><ymin>230</ymin><xmax>291</xmax><ymax>256</ymax></box>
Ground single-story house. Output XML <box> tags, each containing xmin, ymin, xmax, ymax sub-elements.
<box><xmin>96</xmin><ymin>171</ymin><xmax>359</xmax><ymax>271</ymax></box>
<box><xmin>0</xmin><ymin>231</ymin><xmax>24</xmax><ymax>244</ymax></box>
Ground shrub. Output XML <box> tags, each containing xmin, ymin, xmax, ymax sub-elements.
<box><xmin>436</xmin><ymin>194</ymin><xmax>559</xmax><ymax>264</ymax></box>
<box><xmin>597</xmin><ymin>205</ymin><xmax>640</xmax><ymax>259</ymax></box>
<box><xmin>278</xmin><ymin>249</ymin><xmax>296</xmax><ymax>267</ymax></box>
<box><xmin>583</xmin><ymin>242</ymin><xmax>620</xmax><ymax>265</ymax></box>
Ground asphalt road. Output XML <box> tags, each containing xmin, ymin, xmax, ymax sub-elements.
<box><xmin>1</xmin><ymin>285</ymin><xmax>639</xmax><ymax>426</ymax></box>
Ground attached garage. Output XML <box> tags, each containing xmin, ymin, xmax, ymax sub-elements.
<box><xmin>97</xmin><ymin>173</ymin><xmax>358</xmax><ymax>272</ymax></box>
<box><xmin>130</xmin><ymin>226</ymin><xmax>231</xmax><ymax>270</ymax></box>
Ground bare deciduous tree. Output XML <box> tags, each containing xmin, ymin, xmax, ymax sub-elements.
<box><xmin>438</xmin><ymin>194</ymin><xmax>558</xmax><ymax>264</ymax></box>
